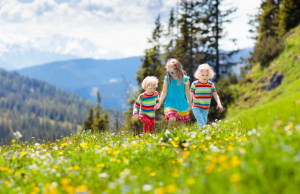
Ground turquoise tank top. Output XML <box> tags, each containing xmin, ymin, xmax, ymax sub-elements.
<box><xmin>164</xmin><ymin>75</ymin><xmax>190</xmax><ymax>112</ymax></box>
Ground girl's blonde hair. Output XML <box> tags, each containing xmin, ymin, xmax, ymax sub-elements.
<box><xmin>194</xmin><ymin>63</ymin><xmax>215</xmax><ymax>79</ymax></box>
<box><xmin>141</xmin><ymin>76</ymin><xmax>159</xmax><ymax>90</ymax></box>
<box><xmin>166</xmin><ymin>58</ymin><xmax>187</xmax><ymax>85</ymax></box>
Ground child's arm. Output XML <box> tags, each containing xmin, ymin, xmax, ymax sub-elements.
<box><xmin>154</xmin><ymin>80</ymin><xmax>168</xmax><ymax>110</ymax></box>
<box><xmin>184</xmin><ymin>80</ymin><xmax>192</xmax><ymax>111</ymax></box>
<box><xmin>189</xmin><ymin>82</ymin><xmax>195</xmax><ymax>110</ymax></box>
<box><xmin>133</xmin><ymin>95</ymin><xmax>142</xmax><ymax>120</ymax></box>
<box><xmin>212</xmin><ymin>92</ymin><xmax>224</xmax><ymax>113</ymax></box>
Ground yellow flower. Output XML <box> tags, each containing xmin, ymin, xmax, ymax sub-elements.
<box><xmin>211</xmin><ymin>131</ymin><xmax>216</xmax><ymax>134</ymax></box>
<box><xmin>20</xmin><ymin>151</ymin><xmax>26</xmax><ymax>157</ymax></box>
<box><xmin>166</xmin><ymin>184</ymin><xmax>177</xmax><ymax>193</ymax></box>
<box><xmin>14</xmin><ymin>172</ymin><xmax>19</xmax><ymax>177</ymax></box>
<box><xmin>64</xmin><ymin>186</ymin><xmax>74</xmax><ymax>194</ymax></box>
<box><xmin>4</xmin><ymin>181</ymin><xmax>9</xmax><ymax>185</ymax></box>
<box><xmin>150</xmin><ymin>172</ymin><xmax>156</xmax><ymax>177</ymax></box>
<box><xmin>172</xmin><ymin>170</ymin><xmax>180</xmax><ymax>178</ymax></box>
<box><xmin>229</xmin><ymin>173</ymin><xmax>241</xmax><ymax>183</ymax></box>
<box><xmin>112</xmin><ymin>150</ymin><xmax>120</xmax><ymax>156</ymax></box>
<box><xmin>231</xmin><ymin>156</ymin><xmax>241</xmax><ymax>167</ymax></box>
<box><xmin>205</xmin><ymin>163</ymin><xmax>216</xmax><ymax>174</ymax></box>
<box><xmin>227</xmin><ymin>145</ymin><xmax>234</xmax><ymax>151</ymax></box>
<box><xmin>61</xmin><ymin>143</ymin><xmax>68</xmax><ymax>147</ymax></box>
<box><xmin>72</xmin><ymin>165</ymin><xmax>79</xmax><ymax>171</ymax></box>
<box><xmin>53</xmin><ymin>165</ymin><xmax>59</xmax><ymax>169</ymax></box>
<box><xmin>75</xmin><ymin>184</ymin><xmax>88</xmax><ymax>192</ymax></box>
<box><xmin>192</xmin><ymin>144</ymin><xmax>197</xmax><ymax>149</ymax></box>
<box><xmin>242</xmin><ymin>137</ymin><xmax>248</xmax><ymax>142</ymax></box>
<box><xmin>187</xmin><ymin>177</ymin><xmax>195</xmax><ymax>185</ymax></box>
<box><xmin>170</xmin><ymin>141</ymin><xmax>178</xmax><ymax>148</ymax></box>
<box><xmin>174</xmin><ymin>137</ymin><xmax>179</xmax><ymax>141</ymax></box>
<box><xmin>61</xmin><ymin>178</ymin><xmax>71</xmax><ymax>186</ymax></box>
<box><xmin>80</xmin><ymin>142</ymin><xmax>88</xmax><ymax>149</ymax></box>
<box><xmin>33</xmin><ymin>186</ymin><xmax>40</xmax><ymax>192</ymax></box>
<box><xmin>210</xmin><ymin>155</ymin><xmax>218</xmax><ymax>163</ymax></box>
<box><xmin>218</xmin><ymin>154</ymin><xmax>228</xmax><ymax>164</ymax></box>
<box><xmin>155</xmin><ymin>187</ymin><xmax>165</xmax><ymax>194</ymax></box>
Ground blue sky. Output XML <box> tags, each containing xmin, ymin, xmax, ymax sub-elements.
<box><xmin>0</xmin><ymin>0</ymin><xmax>261</xmax><ymax>69</ymax></box>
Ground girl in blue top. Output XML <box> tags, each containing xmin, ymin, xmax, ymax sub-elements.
<box><xmin>154</xmin><ymin>58</ymin><xmax>192</xmax><ymax>128</ymax></box>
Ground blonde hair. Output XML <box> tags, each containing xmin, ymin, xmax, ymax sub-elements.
<box><xmin>194</xmin><ymin>63</ymin><xmax>215</xmax><ymax>79</ymax></box>
<box><xmin>166</xmin><ymin>58</ymin><xmax>187</xmax><ymax>85</ymax></box>
<box><xmin>141</xmin><ymin>76</ymin><xmax>159</xmax><ymax>90</ymax></box>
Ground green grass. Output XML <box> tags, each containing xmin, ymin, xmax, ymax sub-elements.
<box><xmin>226</xmin><ymin>25</ymin><xmax>300</xmax><ymax>128</ymax></box>
<box><xmin>0</xmin><ymin>120</ymin><xmax>300</xmax><ymax>194</ymax></box>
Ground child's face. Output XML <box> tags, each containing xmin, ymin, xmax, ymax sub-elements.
<box><xmin>166</xmin><ymin>65</ymin><xmax>177</xmax><ymax>78</ymax></box>
<box><xmin>145</xmin><ymin>84</ymin><xmax>156</xmax><ymax>95</ymax></box>
<box><xmin>199</xmin><ymin>70</ymin><xmax>209</xmax><ymax>82</ymax></box>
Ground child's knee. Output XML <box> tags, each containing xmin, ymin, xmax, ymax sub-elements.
<box><xmin>169</xmin><ymin>117</ymin><xmax>177</xmax><ymax>122</ymax></box>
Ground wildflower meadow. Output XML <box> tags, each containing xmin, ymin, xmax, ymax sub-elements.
<box><xmin>1</xmin><ymin>118</ymin><xmax>300</xmax><ymax>194</ymax></box>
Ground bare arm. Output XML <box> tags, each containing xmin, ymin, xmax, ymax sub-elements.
<box><xmin>213</xmin><ymin>92</ymin><xmax>224</xmax><ymax>112</ymax></box>
<box><xmin>154</xmin><ymin>80</ymin><xmax>168</xmax><ymax>110</ymax></box>
<box><xmin>184</xmin><ymin>80</ymin><xmax>192</xmax><ymax>111</ymax></box>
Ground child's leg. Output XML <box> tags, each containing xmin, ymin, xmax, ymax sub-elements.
<box><xmin>192</xmin><ymin>107</ymin><xmax>206</xmax><ymax>127</ymax></box>
<box><xmin>202</xmin><ymin>109</ymin><xmax>209</xmax><ymax>127</ymax></box>
<box><xmin>150</xmin><ymin>118</ymin><xmax>155</xmax><ymax>134</ymax></box>
<box><xmin>168</xmin><ymin>117</ymin><xmax>177</xmax><ymax>129</ymax></box>
<box><xmin>139</xmin><ymin>115</ymin><xmax>152</xmax><ymax>133</ymax></box>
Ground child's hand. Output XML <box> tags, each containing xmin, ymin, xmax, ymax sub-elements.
<box><xmin>216</xmin><ymin>104</ymin><xmax>224</xmax><ymax>113</ymax></box>
<box><xmin>154</xmin><ymin>104</ymin><xmax>160</xmax><ymax>110</ymax></box>
<box><xmin>189</xmin><ymin>104</ymin><xmax>193</xmax><ymax>111</ymax></box>
<box><xmin>132</xmin><ymin>114</ymin><xmax>139</xmax><ymax>120</ymax></box>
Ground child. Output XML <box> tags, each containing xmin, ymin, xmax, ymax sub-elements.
<box><xmin>190</xmin><ymin>63</ymin><xmax>224</xmax><ymax>127</ymax></box>
<box><xmin>154</xmin><ymin>58</ymin><xmax>191</xmax><ymax>128</ymax></box>
<box><xmin>133</xmin><ymin>76</ymin><xmax>159</xmax><ymax>134</ymax></box>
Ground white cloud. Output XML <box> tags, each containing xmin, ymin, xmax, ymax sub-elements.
<box><xmin>0</xmin><ymin>0</ymin><xmax>261</xmax><ymax>69</ymax></box>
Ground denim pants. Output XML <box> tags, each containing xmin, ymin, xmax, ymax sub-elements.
<box><xmin>192</xmin><ymin>107</ymin><xmax>209</xmax><ymax>127</ymax></box>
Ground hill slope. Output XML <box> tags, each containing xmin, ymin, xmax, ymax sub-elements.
<box><xmin>0</xmin><ymin>69</ymin><xmax>94</xmax><ymax>143</ymax></box>
<box><xmin>226</xmin><ymin>25</ymin><xmax>300</xmax><ymax>128</ymax></box>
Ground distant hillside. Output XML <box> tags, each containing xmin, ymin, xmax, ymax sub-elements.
<box><xmin>0</xmin><ymin>69</ymin><xmax>95</xmax><ymax>143</ymax></box>
<box><xmin>16</xmin><ymin>57</ymin><xmax>141</xmax><ymax>109</ymax></box>
<box><xmin>225</xmin><ymin>25</ymin><xmax>300</xmax><ymax>127</ymax></box>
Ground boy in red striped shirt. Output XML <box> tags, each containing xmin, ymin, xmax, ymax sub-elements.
<box><xmin>133</xmin><ymin>76</ymin><xmax>159</xmax><ymax>134</ymax></box>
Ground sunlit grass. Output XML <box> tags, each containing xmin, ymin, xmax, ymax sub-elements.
<box><xmin>1</xmin><ymin>117</ymin><xmax>300</xmax><ymax>193</ymax></box>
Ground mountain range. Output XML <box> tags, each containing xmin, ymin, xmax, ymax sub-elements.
<box><xmin>14</xmin><ymin>48</ymin><xmax>251</xmax><ymax>110</ymax></box>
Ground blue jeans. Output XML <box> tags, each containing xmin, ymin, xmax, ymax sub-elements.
<box><xmin>192</xmin><ymin>107</ymin><xmax>209</xmax><ymax>127</ymax></box>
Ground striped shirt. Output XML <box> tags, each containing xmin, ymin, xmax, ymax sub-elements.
<box><xmin>190</xmin><ymin>80</ymin><xmax>216</xmax><ymax>109</ymax></box>
<box><xmin>133</xmin><ymin>91</ymin><xmax>159</xmax><ymax>118</ymax></box>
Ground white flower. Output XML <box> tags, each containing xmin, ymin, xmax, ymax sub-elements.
<box><xmin>287</xmin><ymin>131</ymin><xmax>293</xmax><ymax>136</ymax></box>
<box><xmin>247</xmin><ymin>131</ymin><xmax>252</xmax><ymax>136</ymax></box>
<box><xmin>233</xmin><ymin>123</ymin><xmax>236</xmax><ymax>125</ymax></box>
<box><xmin>237</xmin><ymin>121</ymin><xmax>241</xmax><ymax>124</ymax></box>
<box><xmin>49</xmin><ymin>182</ymin><xmax>57</xmax><ymax>190</ymax></box>
<box><xmin>168</xmin><ymin>138</ymin><xmax>172</xmax><ymax>142</ymax></box>
<box><xmin>108</xmin><ymin>182</ymin><xmax>117</xmax><ymax>189</ymax></box>
<box><xmin>165</xmin><ymin>130</ymin><xmax>171</xmax><ymax>135</ymax></box>
<box><xmin>142</xmin><ymin>184</ymin><xmax>152</xmax><ymax>192</ymax></box>
<box><xmin>284</xmin><ymin>126</ymin><xmax>289</xmax><ymax>131</ymax></box>
<box><xmin>98</xmin><ymin>173</ymin><xmax>109</xmax><ymax>178</ymax></box>
<box><xmin>190</xmin><ymin>132</ymin><xmax>197</xmax><ymax>139</ymax></box>
<box><xmin>252</xmin><ymin>128</ymin><xmax>257</xmax><ymax>133</ymax></box>
<box><xmin>34</xmin><ymin>143</ymin><xmax>40</xmax><ymax>147</ymax></box>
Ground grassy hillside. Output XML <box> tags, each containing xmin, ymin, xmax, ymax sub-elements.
<box><xmin>226</xmin><ymin>25</ymin><xmax>300</xmax><ymax>128</ymax></box>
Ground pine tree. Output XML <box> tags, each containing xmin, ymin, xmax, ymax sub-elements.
<box><xmin>199</xmin><ymin>0</ymin><xmax>238</xmax><ymax>80</ymax></box>
<box><xmin>82</xmin><ymin>107</ymin><xmax>93</xmax><ymax>131</ymax></box>
<box><xmin>252</xmin><ymin>0</ymin><xmax>284</xmax><ymax>67</ymax></box>
<box><xmin>91</xmin><ymin>90</ymin><xmax>109</xmax><ymax>132</ymax></box>
<box><xmin>278</xmin><ymin>0</ymin><xmax>300</xmax><ymax>37</ymax></box>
